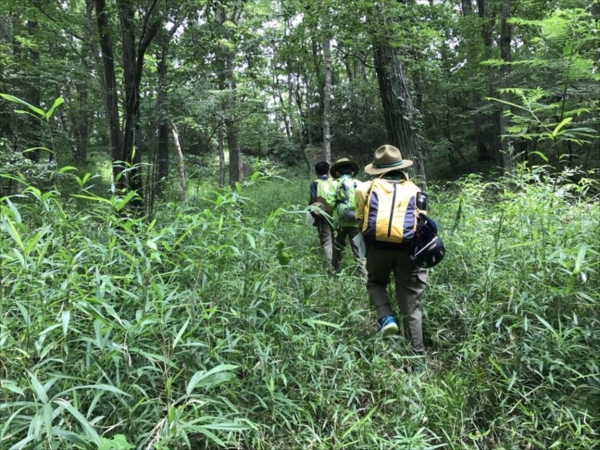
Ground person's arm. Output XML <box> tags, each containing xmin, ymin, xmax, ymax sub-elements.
<box><xmin>355</xmin><ymin>181</ymin><xmax>369</xmax><ymax>231</ymax></box>
<box><xmin>309</xmin><ymin>180</ymin><xmax>317</xmax><ymax>202</ymax></box>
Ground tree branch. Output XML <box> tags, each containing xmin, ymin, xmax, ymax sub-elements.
<box><xmin>28</xmin><ymin>0</ymin><xmax>85</xmax><ymax>41</ymax></box>
<box><xmin>139</xmin><ymin>0</ymin><xmax>160</xmax><ymax>47</ymax></box>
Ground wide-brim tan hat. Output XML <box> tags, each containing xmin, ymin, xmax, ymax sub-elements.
<box><xmin>308</xmin><ymin>196</ymin><xmax>332</xmax><ymax>218</ymax></box>
<box><xmin>365</xmin><ymin>145</ymin><xmax>413</xmax><ymax>175</ymax></box>
<box><xmin>330</xmin><ymin>157</ymin><xmax>359</xmax><ymax>178</ymax></box>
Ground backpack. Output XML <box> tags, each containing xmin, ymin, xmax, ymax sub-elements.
<box><xmin>336</xmin><ymin>177</ymin><xmax>360</xmax><ymax>223</ymax></box>
<box><xmin>362</xmin><ymin>177</ymin><xmax>423</xmax><ymax>246</ymax></box>
<box><xmin>411</xmin><ymin>213</ymin><xmax>446</xmax><ymax>268</ymax></box>
<box><xmin>315</xmin><ymin>178</ymin><xmax>338</xmax><ymax>211</ymax></box>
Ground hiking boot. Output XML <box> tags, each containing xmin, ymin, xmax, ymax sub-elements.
<box><xmin>376</xmin><ymin>315</ymin><xmax>399</xmax><ymax>337</ymax></box>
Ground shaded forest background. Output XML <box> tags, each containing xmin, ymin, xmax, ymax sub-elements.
<box><xmin>1</xmin><ymin>0</ymin><xmax>598</xmax><ymax>201</ymax></box>
<box><xmin>1</xmin><ymin>1</ymin><xmax>599</xmax><ymax>449</ymax></box>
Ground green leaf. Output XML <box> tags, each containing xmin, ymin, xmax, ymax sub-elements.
<box><xmin>52</xmin><ymin>429</ymin><xmax>93</xmax><ymax>447</ymax></box>
<box><xmin>28</xmin><ymin>371</ymin><xmax>49</xmax><ymax>404</ymax></box>
<box><xmin>1</xmin><ymin>380</ymin><xmax>25</xmax><ymax>396</ymax></box>
<box><xmin>13</xmin><ymin>109</ymin><xmax>41</xmax><ymax>119</ymax></box>
<box><xmin>72</xmin><ymin>194</ymin><xmax>113</xmax><ymax>204</ymax></box>
<box><xmin>574</xmin><ymin>245</ymin><xmax>586</xmax><ymax>274</ymax></box>
<box><xmin>529</xmin><ymin>151</ymin><xmax>549</xmax><ymax>162</ymax></box>
<box><xmin>45</xmin><ymin>97</ymin><xmax>65</xmax><ymax>120</ymax></box>
<box><xmin>172</xmin><ymin>318</ymin><xmax>190</xmax><ymax>349</ymax></box>
<box><xmin>246</xmin><ymin>233</ymin><xmax>256</xmax><ymax>249</ymax></box>
<box><xmin>4</xmin><ymin>198</ymin><xmax>22</xmax><ymax>223</ymax></box>
<box><xmin>552</xmin><ymin>117</ymin><xmax>573</xmax><ymax>137</ymax></box>
<box><xmin>187</xmin><ymin>364</ymin><xmax>238</xmax><ymax>395</ymax></box>
<box><xmin>62</xmin><ymin>310</ymin><xmax>71</xmax><ymax>337</ymax></box>
<box><xmin>114</xmin><ymin>190</ymin><xmax>138</xmax><ymax>212</ymax></box>
<box><xmin>2</xmin><ymin>217</ymin><xmax>24</xmax><ymax>250</ymax></box>
<box><xmin>24</xmin><ymin>225</ymin><xmax>50</xmax><ymax>255</ymax></box>
<box><xmin>0</xmin><ymin>93</ymin><xmax>46</xmax><ymax>117</ymax></box>
<box><xmin>54</xmin><ymin>398</ymin><xmax>100</xmax><ymax>444</ymax></box>
<box><xmin>303</xmin><ymin>319</ymin><xmax>341</xmax><ymax>329</ymax></box>
<box><xmin>202</xmin><ymin>422</ymin><xmax>252</xmax><ymax>431</ymax></box>
<box><xmin>43</xmin><ymin>403</ymin><xmax>53</xmax><ymax>439</ymax></box>
<box><xmin>60</xmin><ymin>384</ymin><xmax>131</xmax><ymax>398</ymax></box>
<box><xmin>58</xmin><ymin>166</ymin><xmax>77</xmax><ymax>174</ymax></box>
<box><xmin>98</xmin><ymin>434</ymin><xmax>134</xmax><ymax>450</ymax></box>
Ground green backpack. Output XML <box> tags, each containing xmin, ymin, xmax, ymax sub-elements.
<box><xmin>316</xmin><ymin>178</ymin><xmax>338</xmax><ymax>211</ymax></box>
<box><xmin>336</xmin><ymin>177</ymin><xmax>360</xmax><ymax>223</ymax></box>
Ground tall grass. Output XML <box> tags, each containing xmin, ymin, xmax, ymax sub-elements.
<box><xmin>1</xmin><ymin>164</ymin><xmax>598</xmax><ymax>449</ymax></box>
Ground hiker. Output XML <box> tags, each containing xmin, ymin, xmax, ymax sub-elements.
<box><xmin>309</xmin><ymin>161</ymin><xmax>337</xmax><ymax>267</ymax></box>
<box><xmin>330</xmin><ymin>158</ymin><xmax>365</xmax><ymax>274</ymax></box>
<box><xmin>355</xmin><ymin>145</ymin><xmax>429</xmax><ymax>356</ymax></box>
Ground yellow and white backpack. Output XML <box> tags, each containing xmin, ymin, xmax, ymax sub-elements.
<box><xmin>362</xmin><ymin>177</ymin><xmax>425</xmax><ymax>246</ymax></box>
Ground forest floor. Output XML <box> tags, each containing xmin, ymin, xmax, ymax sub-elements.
<box><xmin>1</xmin><ymin>164</ymin><xmax>599</xmax><ymax>449</ymax></box>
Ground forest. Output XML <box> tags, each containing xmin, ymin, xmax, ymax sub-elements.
<box><xmin>0</xmin><ymin>0</ymin><xmax>599</xmax><ymax>448</ymax></box>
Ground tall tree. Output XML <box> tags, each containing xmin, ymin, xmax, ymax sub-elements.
<box><xmin>322</xmin><ymin>35</ymin><xmax>332</xmax><ymax>164</ymax></box>
<box><xmin>499</xmin><ymin>0</ymin><xmax>513</xmax><ymax>173</ymax></box>
<box><xmin>461</xmin><ymin>0</ymin><xmax>491</xmax><ymax>162</ymax></box>
<box><xmin>214</xmin><ymin>3</ymin><xmax>244</xmax><ymax>188</ymax></box>
<box><xmin>371</xmin><ymin>3</ymin><xmax>426</xmax><ymax>184</ymax></box>
<box><xmin>95</xmin><ymin>0</ymin><xmax>161</xmax><ymax>201</ymax></box>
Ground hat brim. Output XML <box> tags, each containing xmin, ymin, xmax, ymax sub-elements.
<box><xmin>364</xmin><ymin>159</ymin><xmax>413</xmax><ymax>175</ymax></box>
<box><xmin>331</xmin><ymin>160</ymin><xmax>359</xmax><ymax>176</ymax></box>
<box><xmin>308</xmin><ymin>196</ymin><xmax>332</xmax><ymax>217</ymax></box>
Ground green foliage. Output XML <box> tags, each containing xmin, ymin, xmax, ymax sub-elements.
<box><xmin>331</xmin><ymin>77</ymin><xmax>387</xmax><ymax>159</ymax></box>
<box><xmin>489</xmin><ymin>87</ymin><xmax>598</xmax><ymax>146</ymax></box>
<box><xmin>0</xmin><ymin>93</ymin><xmax>68</xmax><ymax>195</ymax></box>
<box><xmin>2</xmin><ymin>167</ymin><xmax>598</xmax><ymax>448</ymax></box>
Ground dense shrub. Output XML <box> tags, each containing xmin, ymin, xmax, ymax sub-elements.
<box><xmin>0</xmin><ymin>165</ymin><xmax>598</xmax><ymax>448</ymax></box>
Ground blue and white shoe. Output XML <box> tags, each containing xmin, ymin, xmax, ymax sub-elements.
<box><xmin>376</xmin><ymin>315</ymin><xmax>399</xmax><ymax>337</ymax></box>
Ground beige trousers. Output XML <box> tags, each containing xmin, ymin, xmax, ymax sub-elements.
<box><xmin>333</xmin><ymin>226</ymin><xmax>365</xmax><ymax>273</ymax></box>
<box><xmin>316</xmin><ymin>219</ymin><xmax>334</xmax><ymax>266</ymax></box>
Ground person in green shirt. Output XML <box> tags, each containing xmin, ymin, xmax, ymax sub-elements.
<box><xmin>309</xmin><ymin>161</ymin><xmax>337</xmax><ymax>267</ymax></box>
<box><xmin>330</xmin><ymin>158</ymin><xmax>365</xmax><ymax>274</ymax></box>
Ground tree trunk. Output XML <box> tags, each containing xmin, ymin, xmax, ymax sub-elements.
<box><xmin>225</xmin><ymin>62</ymin><xmax>243</xmax><ymax>188</ymax></box>
<box><xmin>118</xmin><ymin>0</ymin><xmax>141</xmax><ymax>194</ymax></box>
<box><xmin>500</xmin><ymin>0</ymin><xmax>513</xmax><ymax>173</ymax></box>
<box><xmin>215</xmin><ymin>5</ymin><xmax>243</xmax><ymax>188</ymax></box>
<box><xmin>95</xmin><ymin>0</ymin><xmax>122</xmax><ymax>185</ymax></box>
<box><xmin>170</xmin><ymin>121</ymin><xmax>187</xmax><ymax>202</ymax></box>
<box><xmin>218</xmin><ymin>121</ymin><xmax>226</xmax><ymax>187</ymax></box>
<box><xmin>462</xmin><ymin>0</ymin><xmax>491</xmax><ymax>162</ymax></box>
<box><xmin>25</xmin><ymin>20</ymin><xmax>41</xmax><ymax>160</ymax></box>
<box><xmin>226</xmin><ymin>118</ymin><xmax>242</xmax><ymax>188</ymax></box>
<box><xmin>156</xmin><ymin>31</ymin><xmax>169</xmax><ymax>191</ymax></box>
<box><xmin>322</xmin><ymin>37</ymin><xmax>332</xmax><ymax>164</ymax></box>
<box><xmin>275</xmin><ymin>68</ymin><xmax>292</xmax><ymax>141</ymax></box>
<box><xmin>476</xmin><ymin>0</ymin><xmax>502</xmax><ymax>163</ymax></box>
<box><xmin>85</xmin><ymin>0</ymin><xmax>108</xmax><ymax>153</ymax></box>
<box><xmin>373</xmin><ymin>43</ymin><xmax>426</xmax><ymax>185</ymax></box>
<box><xmin>74</xmin><ymin>84</ymin><xmax>90</xmax><ymax>164</ymax></box>
<box><xmin>287</xmin><ymin>72</ymin><xmax>295</xmax><ymax>140</ymax></box>
<box><xmin>96</xmin><ymin>0</ymin><xmax>159</xmax><ymax>207</ymax></box>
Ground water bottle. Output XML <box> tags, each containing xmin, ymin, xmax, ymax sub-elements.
<box><xmin>416</xmin><ymin>192</ymin><xmax>427</xmax><ymax>211</ymax></box>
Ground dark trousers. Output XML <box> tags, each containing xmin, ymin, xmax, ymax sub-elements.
<box><xmin>366</xmin><ymin>245</ymin><xmax>428</xmax><ymax>354</ymax></box>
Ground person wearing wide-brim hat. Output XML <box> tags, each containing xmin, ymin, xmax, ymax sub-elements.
<box><xmin>329</xmin><ymin>157</ymin><xmax>365</xmax><ymax>274</ymax></box>
<box><xmin>355</xmin><ymin>145</ymin><xmax>429</xmax><ymax>357</ymax></box>
<box><xmin>330</xmin><ymin>157</ymin><xmax>360</xmax><ymax>179</ymax></box>
<box><xmin>363</xmin><ymin>144</ymin><xmax>413</xmax><ymax>175</ymax></box>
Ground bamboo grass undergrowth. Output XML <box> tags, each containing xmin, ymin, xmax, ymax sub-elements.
<box><xmin>1</xmin><ymin>164</ymin><xmax>599</xmax><ymax>449</ymax></box>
